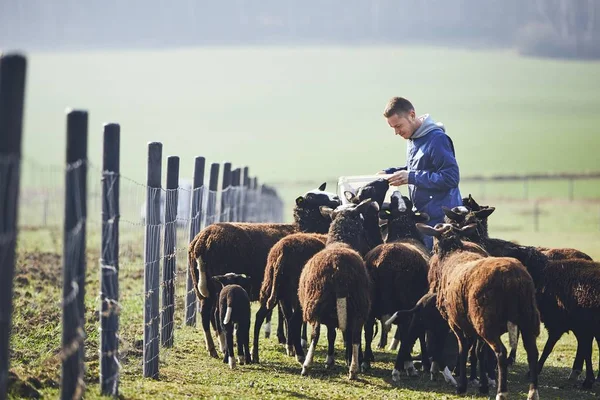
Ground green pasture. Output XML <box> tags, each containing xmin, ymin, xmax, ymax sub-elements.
<box><xmin>7</xmin><ymin>226</ymin><xmax>600</xmax><ymax>399</ymax></box>
<box><xmin>18</xmin><ymin>45</ymin><xmax>600</xmax><ymax>223</ymax></box>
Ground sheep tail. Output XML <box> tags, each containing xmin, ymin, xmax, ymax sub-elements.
<box><xmin>266</xmin><ymin>253</ymin><xmax>284</xmax><ymax>310</ymax></box>
<box><xmin>384</xmin><ymin>304</ymin><xmax>420</xmax><ymax>327</ymax></box>
<box><xmin>336</xmin><ymin>297</ymin><xmax>347</xmax><ymax>332</ymax></box>
<box><xmin>223</xmin><ymin>306</ymin><xmax>233</xmax><ymax>325</ymax></box>
<box><xmin>197</xmin><ymin>255</ymin><xmax>210</xmax><ymax>298</ymax></box>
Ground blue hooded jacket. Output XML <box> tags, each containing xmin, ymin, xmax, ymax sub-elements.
<box><xmin>383</xmin><ymin>114</ymin><xmax>462</xmax><ymax>224</ymax></box>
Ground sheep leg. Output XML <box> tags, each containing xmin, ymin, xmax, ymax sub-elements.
<box><xmin>418</xmin><ymin>332</ymin><xmax>431</xmax><ymax>373</ymax></box>
<box><xmin>236</xmin><ymin>324</ymin><xmax>246</xmax><ymax>365</ymax></box>
<box><xmin>486</xmin><ymin>337</ymin><xmax>508</xmax><ymax>400</ymax></box>
<box><xmin>251</xmin><ymin>305</ymin><xmax>269</xmax><ymax>364</ymax></box>
<box><xmin>468</xmin><ymin>338</ymin><xmax>478</xmax><ymax>383</ymax></box>
<box><xmin>576</xmin><ymin>332</ymin><xmax>595</xmax><ymax>389</ymax></box>
<box><xmin>325</xmin><ymin>325</ymin><xmax>336</xmax><ymax>369</ymax></box>
<box><xmin>378</xmin><ymin>321</ymin><xmax>388</xmax><ymax>349</ymax></box>
<box><xmin>241</xmin><ymin>321</ymin><xmax>252</xmax><ymax>365</ymax></box>
<box><xmin>226</xmin><ymin>325</ymin><xmax>236</xmax><ymax>369</ymax></box>
<box><xmin>277</xmin><ymin>306</ymin><xmax>287</xmax><ymax>344</ymax></box>
<box><xmin>362</xmin><ymin>315</ymin><xmax>375</xmax><ymax>371</ymax></box>
<box><xmin>200</xmin><ymin>298</ymin><xmax>219</xmax><ymax>358</ymax></box>
<box><xmin>570</xmin><ymin>341</ymin><xmax>584</xmax><ymax>381</ymax></box>
<box><xmin>393</xmin><ymin>313</ymin><xmax>420</xmax><ymax>381</ymax></box>
<box><xmin>507</xmin><ymin>323</ymin><xmax>519</xmax><ymax>366</ymax></box>
<box><xmin>301</xmin><ymin>323</ymin><xmax>320</xmax><ymax>376</ymax></box>
<box><xmin>521</xmin><ymin>328</ymin><xmax>539</xmax><ymax>400</ymax></box>
<box><xmin>301</xmin><ymin>322</ymin><xmax>308</xmax><ymax>349</ymax></box>
<box><xmin>263</xmin><ymin>308</ymin><xmax>272</xmax><ymax>339</ymax></box>
<box><xmin>453</xmin><ymin>330</ymin><xmax>470</xmax><ymax>395</ymax></box>
<box><xmin>476</xmin><ymin>339</ymin><xmax>489</xmax><ymax>395</ymax></box>
<box><xmin>278</xmin><ymin>301</ymin><xmax>295</xmax><ymax>357</ymax></box>
<box><xmin>536</xmin><ymin>330</ymin><xmax>562</xmax><ymax>376</ymax></box>
<box><xmin>349</xmin><ymin>326</ymin><xmax>361</xmax><ymax>380</ymax></box>
<box><xmin>388</xmin><ymin>325</ymin><xmax>401</xmax><ymax>352</ymax></box>
<box><xmin>291</xmin><ymin>309</ymin><xmax>306</xmax><ymax>364</ymax></box>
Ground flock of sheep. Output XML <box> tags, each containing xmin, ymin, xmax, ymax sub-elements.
<box><xmin>186</xmin><ymin>179</ymin><xmax>598</xmax><ymax>400</ymax></box>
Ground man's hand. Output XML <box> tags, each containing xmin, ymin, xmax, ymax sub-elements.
<box><xmin>388</xmin><ymin>170</ymin><xmax>409</xmax><ymax>186</ymax></box>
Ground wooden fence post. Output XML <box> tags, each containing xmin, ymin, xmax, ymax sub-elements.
<box><xmin>221</xmin><ymin>162</ymin><xmax>232</xmax><ymax>222</ymax></box>
<box><xmin>61</xmin><ymin>109</ymin><xmax>89</xmax><ymax>399</ymax></box>
<box><xmin>186</xmin><ymin>157</ymin><xmax>205</xmax><ymax>326</ymax></box>
<box><xmin>161</xmin><ymin>156</ymin><xmax>179</xmax><ymax>347</ymax></box>
<box><xmin>143</xmin><ymin>142</ymin><xmax>162</xmax><ymax>379</ymax></box>
<box><xmin>100</xmin><ymin>123</ymin><xmax>120</xmax><ymax>395</ymax></box>
<box><xmin>0</xmin><ymin>53</ymin><xmax>27</xmax><ymax>399</ymax></box>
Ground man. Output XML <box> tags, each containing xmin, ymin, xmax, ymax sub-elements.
<box><xmin>377</xmin><ymin>96</ymin><xmax>462</xmax><ymax>250</ymax></box>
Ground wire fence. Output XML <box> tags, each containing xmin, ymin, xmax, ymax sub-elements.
<box><xmin>1</xmin><ymin>52</ymin><xmax>285</xmax><ymax>399</ymax></box>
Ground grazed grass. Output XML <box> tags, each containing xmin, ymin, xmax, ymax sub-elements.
<box><xmin>8</xmin><ymin>227</ymin><xmax>600</xmax><ymax>399</ymax></box>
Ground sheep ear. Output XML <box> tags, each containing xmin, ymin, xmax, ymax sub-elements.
<box><xmin>318</xmin><ymin>182</ymin><xmax>327</xmax><ymax>191</ymax></box>
<box><xmin>442</xmin><ymin>206</ymin><xmax>465</xmax><ymax>222</ymax></box>
<box><xmin>474</xmin><ymin>207</ymin><xmax>495</xmax><ymax>219</ymax></box>
<box><xmin>319</xmin><ymin>205</ymin><xmax>335</xmax><ymax>219</ymax></box>
<box><xmin>211</xmin><ymin>276</ymin><xmax>225</xmax><ymax>287</ymax></box>
<box><xmin>344</xmin><ymin>190</ymin><xmax>357</xmax><ymax>203</ymax></box>
<box><xmin>295</xmin><ymin>196</ymin><xmax>305</xmax><ymax>206</ymax></box>
<box><xmin>414</xmin><ymin>212</ymin><xmax>430</xmax><ymax>223</ymax></box>
<box><xmin>416</xmin><ymin>222</ymin><xmax>442</xmax><ymax>238</ymax></box>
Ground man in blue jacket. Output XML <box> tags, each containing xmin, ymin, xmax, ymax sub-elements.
<box><xmin>378</xmin><ymin>96</ymin><xmax>462</xmax><ymax>250</ymax></box>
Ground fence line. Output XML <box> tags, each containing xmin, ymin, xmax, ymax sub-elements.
<box><xmin>1</xmin><ymin>52</ymin><xmax>286</xmax><ymax>399</ymax></box>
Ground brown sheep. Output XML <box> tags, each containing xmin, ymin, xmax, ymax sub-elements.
<box><xmin>418</xmin><ymin>222</ymin><xmax>541</xmax><ymax>399</ymax></box>
<box><xmin>188</xmin><ymin>183</ymin><xmax>341</xmax><ymax>358</ymax></box>
<box><xmin>446</xmin><ymin>196</ymin><xmax>600</xmax><ymax>383</ymax></box>
<box><xmin>252</xmin><ymin>232</ymin><xmax>326</xmax><ymax>364</ymax></box>
<box><xmin>252</xmin><ymin>177</ymin><xmax>390</xmax><ymax>365</ymax></box>
<box><xmin>298</xmin><ymin>199</ymin><xmax>376</xmax><ymax>380</ymax></box>
<box><xmin>362</xmin><ymin>191</ymin><xmax>431</xmax><ymax>372</ymax></box>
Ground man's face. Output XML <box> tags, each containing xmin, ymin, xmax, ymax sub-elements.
<box><xmin>387</xmin><ymin>112</ymin><xmax>415</xmax><ymax>139</ymax></box>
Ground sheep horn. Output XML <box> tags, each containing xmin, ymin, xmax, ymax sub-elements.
<box><xmin>318</xmin><ymin>182</ymin><xmax>327</xmax><ymax>191</ymax></box>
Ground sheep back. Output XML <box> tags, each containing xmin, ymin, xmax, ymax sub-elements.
<box><xmin>298</xmin><ymin>243</ymin><xmax>372</xmax><ymax>327</ymax></box>
<box><xmin>259</xmin><ymin>232</ymin><xmax>327</xmax><ymax>309</ymax></box>
<box><xmin>439</xmin><ymin>256</ymin><xmax>540</xmax><ymax>339</ymax></box>
<box><xmin>538</xmin><ymin>247</ymin><xmax>593</xmax><ymax>261</ymax></box>
<box><xmin>541</xmin><ymin>260</ymin><xmax>600</xmax><ymax>311</ymax></box>
<box><xmin>364</xmin><ymin>242</ymin><xmax>429</xmax><ymax>318</ymax></box>
<box><xmin>189</xmin><ymin>222</ymin><xmax>297</xmax><ymax>301</ymax></box>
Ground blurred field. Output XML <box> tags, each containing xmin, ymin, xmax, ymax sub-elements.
<box><xmin>8</xmin><ymin>45</ymin><xmax>600</xmax><ymax>398</ymax></box>
<box><xmin>19</xmin><ymin>45</ymin><xmax>600</xmax><ymax>221</ymax></box>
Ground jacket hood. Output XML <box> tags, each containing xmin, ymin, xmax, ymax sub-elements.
<box><xmin>411</xmin><ymin>114</ymin><xmax>445</xmax><ymax>140</ymax></box>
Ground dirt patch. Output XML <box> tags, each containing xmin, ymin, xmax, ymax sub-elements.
<box><xmin>15</xmin><ymin>251</ymin><xmax>62</xmax><ymax>288</ymax></box>
<box><xmin>8</xmin><ymin>371</ymin><xmax>42</xmax><ymax>399</ymax></box>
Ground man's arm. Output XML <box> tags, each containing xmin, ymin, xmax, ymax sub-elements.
<box><xmin>378</xmin><ymin>166</ymin><xmax>407</xmax><ymax>175</ymax></box>
<box><xmin>408</xmin><ymin>135</ymin><xmax>460</xmax><ymax>190</ymax></box>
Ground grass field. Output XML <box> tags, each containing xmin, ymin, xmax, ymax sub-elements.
<box><xmin>18</xmin><ymin>45</ymin><xmax>600</xmax><ymax>217</ymax></box>
<box><xmin>7</xmin><ymin>45</ymin><xmax>600</xmax><ymax>398</ymax></box>
<box><xmin>7</xmin><ymin>225</ymin><xmax>600</xmax><ymax>400</ymax></box>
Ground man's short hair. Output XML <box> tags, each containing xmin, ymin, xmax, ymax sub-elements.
<box><xmin>383</xmin><ymin>97</ymin><xmax>414</xmax><ymax>118</ymax></box>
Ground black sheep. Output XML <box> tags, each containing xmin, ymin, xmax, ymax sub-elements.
<box><xmin>212</xmin><ymin>273</ymin><xmax>253</xmax><ymax>369</ymax></box>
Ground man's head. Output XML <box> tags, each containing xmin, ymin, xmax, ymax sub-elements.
<box><xmin>383</xmin><ymin>97</ymin><xmax>420</xmax><ymax>140</ymax></box>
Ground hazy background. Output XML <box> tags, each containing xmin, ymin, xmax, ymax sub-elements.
<box><xmin>2</xmin><ymin>0</ymin><xmax>600</xmax><ymax>237</ymax></box>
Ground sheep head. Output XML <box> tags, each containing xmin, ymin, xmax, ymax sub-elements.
<box><xmin>294</xmin><ymin>182</ymin><xmax>342</xmax><ymax>233</ymax></box>
<box><xmin>321</xmin><ymin>198</ymin><xmax>380</xmax><ymax>255</ymax></box>
<box><xmin>416</xmin><ymin>222</ymin><xmax>478</xmax><ymax>257</ymax></box>
<box><xmin>344</xmin><ymin>178</ymin><xmax>390</xmax><ymax>208</ymax></box>
<box><xmin>378</xmin><ymin>191</ymin><xmax>429</xmax><ymax>242</ymax></box>
<box><xmin>212</xmin><ymin>272</ymin><xmax>253</xmax><ymax>295</ymax></box>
